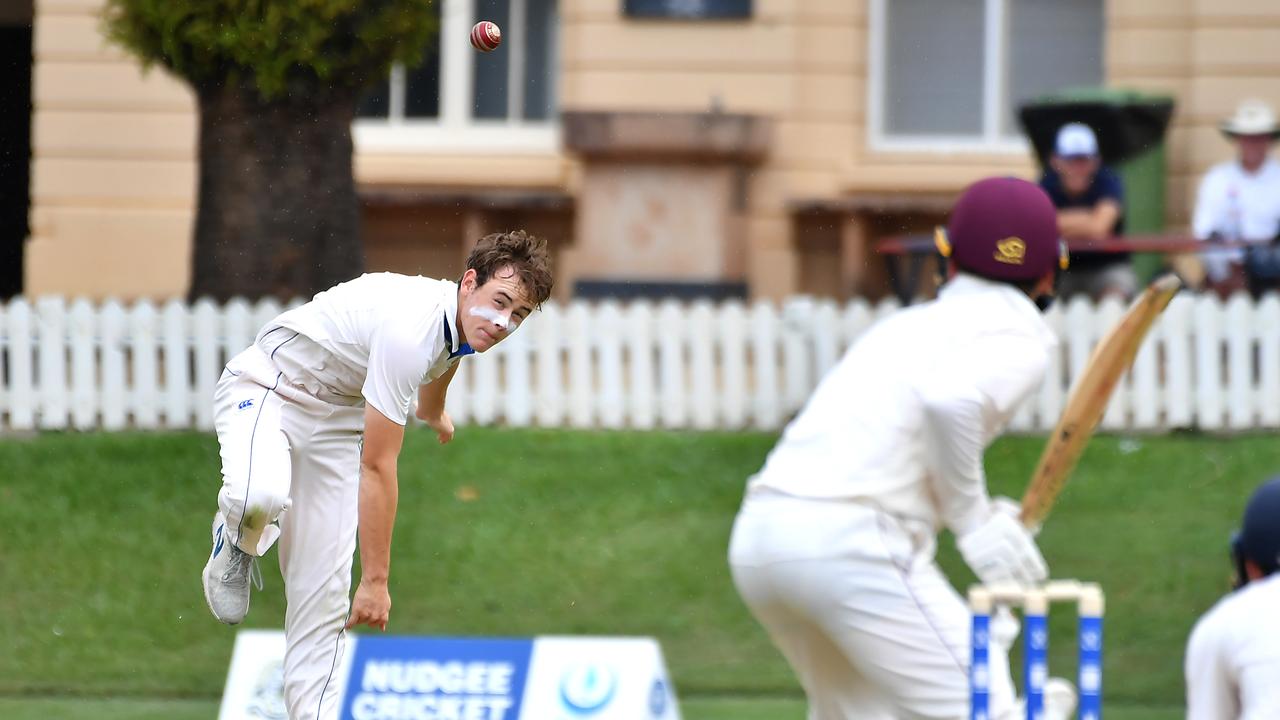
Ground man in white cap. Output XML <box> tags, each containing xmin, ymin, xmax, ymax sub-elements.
<box><xmin>1192</xmin><ymin>99</ymin><xmax>1280</xmax><ymax>298</ymax></box>
<box><xmin>1039</xmin><ymin>122</ymin><xmax>1136</xmax><ymax>300</ymax></box>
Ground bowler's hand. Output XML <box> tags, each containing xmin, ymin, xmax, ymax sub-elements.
<box><xmin>346</xmin><ymin>578</ymin><xmax>391</xmax><ymax>631</ymax></box>
<box><xmin>424</xmin><ymin>411</ymin><xmax>455</xmax><ymax>445</ymax></box>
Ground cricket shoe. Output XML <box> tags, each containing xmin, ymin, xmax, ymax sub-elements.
<box><xmin>202</xmin><ymin>513</ymin><xmax>262</xmax><ymax>625</ymax></box>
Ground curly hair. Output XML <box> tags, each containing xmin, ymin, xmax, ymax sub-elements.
<box><xmin>465</xmin><ymin>230</ymin><xmax>555</xmax><ymax>307</ymax></box>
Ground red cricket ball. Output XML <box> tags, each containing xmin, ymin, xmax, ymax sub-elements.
<box><xmin>470</xmin><ymin>21</ymin><xmax>501</xmax><ymax>53</ymax></box>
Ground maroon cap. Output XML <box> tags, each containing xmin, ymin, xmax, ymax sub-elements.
<box><xmin>941</xmin><ymin>177</ymin><xmax>1064</xmax><ymax>281</ymax></box>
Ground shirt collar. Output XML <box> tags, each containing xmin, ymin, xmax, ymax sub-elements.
<box><xmin>940</xmin><ymin>273</ymin><xmax>1057</xmax><ymax>345</ymax></box>
<box><xmin>441</xmin><ymin>282</ymin><xmax>475</xmax><ymax>359</ymax></box>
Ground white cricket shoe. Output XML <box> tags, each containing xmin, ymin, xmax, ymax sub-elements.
<box><xmin>1044</xmin><ymin>677</ymin><xmax>1078</xmax><ymax>720</ymax></box>
<box><xmin>202</xmin><ymin>513</ymin><xmax>261</xmax><ymax>625</ymax></box>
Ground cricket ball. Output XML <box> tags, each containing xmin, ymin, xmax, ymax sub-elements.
<box><xmin>470</xmin><ymin>21</ymin><xmax>501</xmax><ymax>53</ymax></box>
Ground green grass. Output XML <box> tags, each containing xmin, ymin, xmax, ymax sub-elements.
<box><xmin>2</xmin><ymin>428</ymin><xmax>1276</xmax><ymax>715</ymax></box>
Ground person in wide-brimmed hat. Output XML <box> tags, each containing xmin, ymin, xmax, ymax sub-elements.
<box><xmin>1192</xmin><ymin>99</ymin><xmax>1280</xmax><ymax>297</ymax></box>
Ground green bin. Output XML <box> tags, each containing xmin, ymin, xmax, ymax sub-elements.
<box><xmin>1018</xmin><ymin>88</ymin><xmax>1177</xmax><ymax>283</ymax></box>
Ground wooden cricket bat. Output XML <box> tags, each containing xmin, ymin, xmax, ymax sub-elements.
<box><xmin>1019</xmin><ymin>274</ymin><xmax>1182</xmax><ymax>528</ymax></box>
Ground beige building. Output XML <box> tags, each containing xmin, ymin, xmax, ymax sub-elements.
<box><xmin>12</xmin><ymin>0</ymin><xmax>1280</xmax><ymax>301</ymax></box>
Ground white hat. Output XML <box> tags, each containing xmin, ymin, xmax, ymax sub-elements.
<box><xmin>1220</xmin><ymin>99</ymin><xmax>1280</xmax><ymax>138</ymax></box>
<box><xmin>1055</xmin><ymin>123</ymin><xmax>1098</xmax><ymax>158</ymax></box>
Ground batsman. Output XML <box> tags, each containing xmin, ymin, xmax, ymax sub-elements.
<box><xmin>729</xmin><ymin>177</ymin><xmax>1077</xmax><ymax>719</ymax></box>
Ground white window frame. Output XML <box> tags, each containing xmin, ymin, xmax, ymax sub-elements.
<box><xmin>354</xmin><ymin>0</ymin><xmax>559</xmax><ymax>155</ymax></box>
<box><xmin>867</xmin><ymin>0</ymin><xmax>1035</xmax><ymax>154</ymax></box>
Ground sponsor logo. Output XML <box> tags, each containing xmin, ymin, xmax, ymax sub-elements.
<box><xmin>213</xmin><ymin>524</ymin><xmax>225</xmax><ymax>559</ymax></box>
<box><xmin>341</xmin><ymin>637</ymin><xmax>532</xmax><ymax>720</ymax></box>
<box><xmin>1030</xmin><ymin>628</ymin><xmax>1048</xmax><ymax>649</ymax></box>
<box><xmin>558</xmin><ymin>663</ymin><xmax>617</xmax><ymax>715</ymax></box>
<box><xmin>648</xmin><ymin>678</ymin><xmax>668</xmax><ymax>717</ymax></box>
<box><xmin>247</xmin><ymin>660</ymin><xmax>288</xmax><ymax>719</ymax></box>
<box><xmin>238</xmin><ymin>398</ymin><xmax>255</xmax><ymax>411</ymax></box>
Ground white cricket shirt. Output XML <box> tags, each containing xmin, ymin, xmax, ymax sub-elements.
<box><xmin>747</xmin><ymin>274</ymin><xmax>1058</xmax><ymax>535</ymax></box>
<box><xmin>1185</xmin><ymin>573</ymin><xmax>1280</xmax><ymax>720</ymax></box>
<box><xmin>1192</xmin><ymin>158</ymin><xmax>1280</xmax><ymax>281</ymax></box>
<box><xmin>256</xmin><ymin>273</ymin><xmax>470</xmax><ymax>425</ymax></box>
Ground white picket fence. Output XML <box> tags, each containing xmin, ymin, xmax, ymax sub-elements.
<box><xmin>0</xmin><ymin>293</ymin><xmax>1277</xmax><ymax>434</ymax></box>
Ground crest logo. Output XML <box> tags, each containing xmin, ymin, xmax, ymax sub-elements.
<box><xmin>993</xmin><ymin>237</ymin><xmax>1027</xmax><ymax>265</ymax></box>
<box><xmin>559</xmin><ymin>663</ymin><xmax>617</xmax><ymax>715</ymax></box>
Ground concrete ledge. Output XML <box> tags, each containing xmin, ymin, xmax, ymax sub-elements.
<box><xmin>574</xmin><ymin>278</ymin><xmax>748</xmax><ymax>301</ymax></box>
<box><xmin>562</xmin><ymin>110</ymin><xmax>771</xmax><ymax>163</ymax></box>
<box><xmin>359</xmin><ymin>185</ymin><xmax>574</xmax><ymax>212</ymax></box>
<box><xmin>790</xmin><ymin>192</ymin><xmax>957</xmax><ymax>217</ymax></box>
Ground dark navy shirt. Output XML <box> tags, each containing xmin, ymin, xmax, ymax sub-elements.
<box><xmin>1040</xmin><ymin>165</ymin><xmax>1126</xmax><ymax>268</ymax></box>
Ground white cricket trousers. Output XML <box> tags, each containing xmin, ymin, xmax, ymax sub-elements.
<box><xmin>729</xmin><ymin>489</ymin><xmax>1018</xmax><ymax>720</ymax></box>
<box><xmin>214</xmin><ymin>343</ymin><xmax>364</xmax><ymax>720</ymax></box>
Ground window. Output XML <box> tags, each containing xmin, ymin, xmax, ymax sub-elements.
<box><xmin>868</xmin><ymin>0</ymin><xmax>1103</xmax><ymax>151</ymax></box>
<box><xmin>355</xmin><ymin>0</ymin><xmax>559</xmax><ymax>152</ymax></box>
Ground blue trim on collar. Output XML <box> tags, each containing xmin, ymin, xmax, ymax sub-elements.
<box><xmin>442</xmin><ymin>314</ymin><xmax>475</xmax><ymax>359</ymax></box>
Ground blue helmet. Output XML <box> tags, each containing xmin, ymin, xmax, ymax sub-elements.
<box><xmin>1232</xmin><ymin>477</ymin><xmax>1280</xmax><ymax>585</ymax></box>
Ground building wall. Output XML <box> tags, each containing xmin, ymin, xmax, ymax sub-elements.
<box><xmin>25</xmin><ymin>0</ymin><xmax>196</xmax><ymax>299</ymax></box>
<box><xmin>22</xmin><ymin>0</ymin><xmax>1280</xmax><ymax>301</ymax></box>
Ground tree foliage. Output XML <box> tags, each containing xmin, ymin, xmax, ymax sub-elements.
<box><xmin>104</xmin><ymin>0</ymin><xmax>438</xmax><ymax>99</ymax></box>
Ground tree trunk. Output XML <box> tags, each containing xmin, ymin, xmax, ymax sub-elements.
<box><xmin>189</xmin><ymin>79</ymin><xmax>365</xmax><ymax>302</ymax></box>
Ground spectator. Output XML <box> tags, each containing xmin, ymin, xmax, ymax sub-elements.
<box><xmin>1040</xmin><ymin>123</ymin><xmax>1136</xmax><ymax>300</ymax></box>
<box><xmin>1192</xmin><ymin>99</ymin><xmax>1280</xmax><ymax>298</ymax></box>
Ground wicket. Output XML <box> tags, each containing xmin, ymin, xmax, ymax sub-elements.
<box><xmin>968</xmin><ymin>580</ymin><xmax>1105</xmax><ymax>720</ymax></box>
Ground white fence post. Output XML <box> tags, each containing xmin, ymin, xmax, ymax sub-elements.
<box><xmin>1194</xmin><ymin>295</ymin><xmax>1225</xmax><ymax>431</ymax></box>
<box><xmin>1131</xmin><ymin>310</ymin><xmax>1161</xmax><ymax>431</ymax></box>
<box><xmin>1095</xmin><ymin>297</ymin><xmax>1128</xmax><ymax>431</ymax></box>
<box><xmin>657</xmin><ymin>300</ymin><xmax>688</xmax><ymax>429</ymax></box>
<box><xmin>596</xmin><ymin>301</ymin><xmax>625</xmax><ymax>430</ymax></box>
<box><xmin>719</xmin><ymin>301</ymin><xmax>749</xmax><ymax>430</ymax></box>
<box><xmin>749</xmin><ymin>302</ymin><xmax>782</xmax><ymax>431</ymax></box>
<box><xmin>162</xmin><ymin>300</ymin><xmax>191</xmax><ymax>429</ymax></box>
<box><xmin>8</xmin><ymin>298</ymin><xmax>34</xmax><ymax>430</ymax></box>
<box><xmin>1162</xmin><ymin>294</ymin><xmax>1194</xmax><ymax>429</ymax></box>
<box><xmin>566</xmin><ymin>302</ymin><xmax>593</xmax><ymax>429</ymax></box>
<box><xmin>780</xmin><ymin>297</ymin><xmax>813</xmax><ymax>416</ymax></box>
<box><xmin>688</xmin><ymin>301</ymin><xmax>717</xmax><ymax>431</ymax></box>
<box><xmin>36</xmin><ymin>297</ymin><xmax>69</xmax><ymax>430</ymax></box>
<box><xmin>100</xmin><ymin>300</ymin><xmax>127</xmax><ymax>432</ymax></box>
<box><xmin>0</xmin><ymin>301</ymin><xmax>7</xmax><ymax>425</ymax></box>
<box><xmin>1259</xmin><ymin>294</ymin><xmax>1280</xmax><ymax>428</ymax></box>
<box><xmin>811</xmin><ymin>300</ymin><xmax>840</xmax><ymax>383</ymax></box>
<box><xmin>222</xmin><ymin>299</ymin><xmax>252</xmax><ymax>371</ymax></box>
<box><xmin>533</xmin><ymin>302</ymin><xmax>564</xmax><ymax>427</ymax></box>
<box><xmin>624</xmin><ymin>301</ymin><xmax>657</xmax><ymax>430</ymax></box>
<box><xmin>69</xmin><ymin>299</ymin><xmax>97</xmax><ymax>430</ymax></box>
<box><xmin>130</xmin><ymin>301</ymin><xmax>160</xmax><ymax>430</ymax></box>
<box><xmin>192</xmin><ymin>298</ymin><xmax>221</xmax><ymax>431</ymax></box>
<box><xmin>1225</xmin><ymin>294</ymin><xmax>1255</xmax><ymax>431</ymax></box>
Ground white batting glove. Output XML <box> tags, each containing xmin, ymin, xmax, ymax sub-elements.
<box><xmin>991</xmin><ymin>495</ymin><xmax>1041</xmax><ymax>537</ymax></box>
<box><xmin>957</xmin><ymin>508</ymin><xmax>1049</xmax><ymax>586</ymax></box>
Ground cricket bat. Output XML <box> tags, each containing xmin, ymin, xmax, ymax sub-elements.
<box><xmin>1019</xmin><ymin>274</ymin><xmax>1182</xmax><ymax>528</ymax></box>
